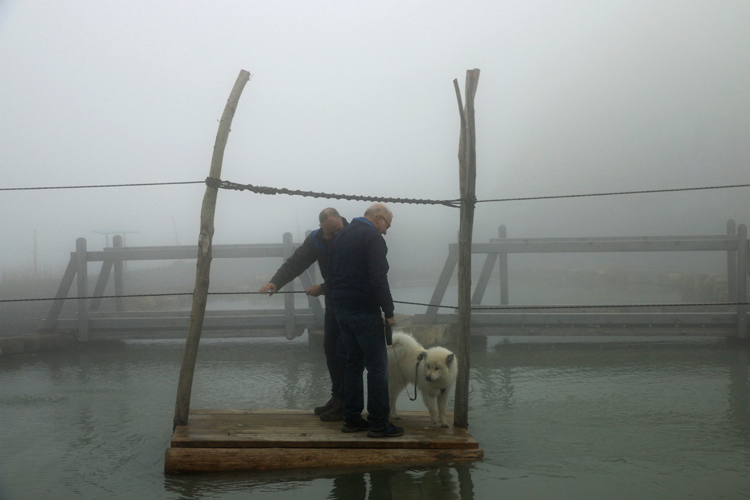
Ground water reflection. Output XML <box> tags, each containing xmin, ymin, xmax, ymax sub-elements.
<box><xmin>162</xmin><ymin>463</ymin><xmax>476</xmax><ymax>500</ymax></box>
<box><xmin>727</xmin><ymin>349</ymin><xmax>750</xmax><ymax>439</ymax></box>
<box><xmin>331</xmin><ymin>464</ymin><xmax>475</xmax><ymax>500</ymax></box>
<box><xmin>2</xmin><ymin>337</ymin><xmax>749</xmax><ymax>499</ymax></box>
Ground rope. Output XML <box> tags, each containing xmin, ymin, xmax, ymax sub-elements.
<box><xmin>394</xmin><ymin>300</ymin><xmax>750</xmax><ymax>310</ymax></box>
<box><xmin>3</xmin><ymin>292</ymin><xmax>748</xmax><ymax>310</ymax></box>
<box><xmin>2</xmin><ymin>178</ymin><xmax>748</xmax><ymax>206</ymax></box>
<box><xmin>0</xmin><ymin>181</ymin><xmax>204</xmax><ymax>191</ymax></box>
<box><xmin>0</xmin><ymin>290</ymin><xmax>307</xmax><ymax>303</ymax></box>
<box><xmin>386</xmin><ymin>324</ymin><xmax>420</xmax><ymax>402</ymax></box>
<box><xmin>206</xmin><ymin>178</ymin><xmax>462</xmax><ymax>207</ymax></box>
<box><xmin>207</xmin><ymin>177</ymin><xmax>750</xmax><ymax>207</ymax></box>
<box><xmin>476</xmin><ymin>183</ymin><xmax>750</xmax><ymax>204</ymax></box>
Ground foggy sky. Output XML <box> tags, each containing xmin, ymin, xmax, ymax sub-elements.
<box><xmin>1</xmin><ymin>0</ymin><xmax>749</xmax><ymax>276</ymax></box>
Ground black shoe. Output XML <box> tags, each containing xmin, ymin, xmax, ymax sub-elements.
<box><xmin>314</xmin><ymin>396</ymin><xmax>337</xmax><ymax>415</ymax></box>
<box><xmin>367</xmin><ymin>424</ymin><xmax>404</xmax><ymax>438</ymax></box>
<box><xmin>341</xmin><ymin>418</ymin><xmax>369</xmax><ymax>433</ymax></box>
<box><xmin>319</xmin><ymin>400</ymin><xmax>345</xmax><ymax>421</ymax></box>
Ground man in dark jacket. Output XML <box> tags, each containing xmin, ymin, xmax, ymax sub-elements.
<box><xmin>329</xmin><ymin>203</ymin><xmax>403</xmax><ymax>438</ymax></box>
<box><xmin>259</xmin><ymin>207</ymin><xmax>348</xmax><ymax>420</ymax></box>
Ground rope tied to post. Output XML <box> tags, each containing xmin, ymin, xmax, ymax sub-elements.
<box><xmin>461</xmin><ymin>195</ymin><xmax>477</xmax><ymax>209</ymax></box>
<box><xmin>205</xmin><ymin>177</ymin><xmax>461</xmax><ymax>208</ymax></box>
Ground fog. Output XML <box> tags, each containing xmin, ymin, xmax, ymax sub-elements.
<box><xmin>2</xmin><ymin>1</ymin><xmax>749</xmax><ymax>279</ymax></box>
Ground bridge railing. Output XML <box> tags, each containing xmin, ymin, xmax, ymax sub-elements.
<box><xmin>414</xmin><ymin>220</ymin><xmax>748</xmax><ymax>338</ymax></box>
<box><xmin>38</xmin><ymin>233</ymin><xmax>322</xmax><ymax>340</ymax></box>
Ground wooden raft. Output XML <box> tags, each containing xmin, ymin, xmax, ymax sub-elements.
<box><xmin>164</xmin><ymin>409</ymin><xmax>484</xmax><ymax>473</ymax></box>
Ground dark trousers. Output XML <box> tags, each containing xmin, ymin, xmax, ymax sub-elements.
<box><xmin>335</xmin><ymin>307</ymin><xmax>390</xmax><ymax>432</ymax></box>
<box><xmin>323</xmin><ymin>299</ymin><xmax>346</xmax><ymax>399</ymax></box>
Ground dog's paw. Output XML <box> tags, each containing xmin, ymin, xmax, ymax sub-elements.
<box><xmin>390</xmin><ymin>413</ymin><xmax>402</xmax><ymax>420</ymax></box>
<box><xmin>439</xmin><ymin>422</ymin><xmax>450</xmax><ymax>428</ymax></box>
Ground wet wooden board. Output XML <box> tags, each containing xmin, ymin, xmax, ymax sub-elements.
<box><xmin>165</xmin><ymin>409</ymin><xmax>483</xmax><ymax>473</ymax></box>
<box><xmin>171</xmin><ymin>410</ymin><xmax>480</xmax><ymax>450</ymax></box>
<box><xmin>164</xmin><ymin>446</ymin><xmax>484</xmax><ymax>473</ymax></box>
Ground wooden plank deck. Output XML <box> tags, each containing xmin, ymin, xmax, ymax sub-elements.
<box><xmin>165</xmin><ymin>409</ymin><xmax>484</xmax><ymax>473</ymax></box>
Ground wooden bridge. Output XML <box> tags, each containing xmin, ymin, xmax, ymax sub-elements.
<box><xmin>38</xmin><ymin>233</ymin><xmax>324</xmax><ymax>341</ymax></box>
<box><xmin>39</xmin><ymin>221</ymin><xmax>750</xmax><ymax>341</ymax></box>
<box><xmin>413</xmin><ymin>221</ymin><xmax>749</xmax><ymax>339</ymax></box>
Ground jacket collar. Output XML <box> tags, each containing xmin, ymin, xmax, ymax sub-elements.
<box><xmin>353</xmin><ymin>217</ymin><xmax>376</xmax><ymax>230</ymax></box>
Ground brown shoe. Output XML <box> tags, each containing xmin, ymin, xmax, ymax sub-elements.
<box><xmin>319</xmin><ymin>399</ymin><xmax>345</xmax><ymax>421</ymax></box>
<box><xmin>314</xmin><ymin>396</ymin><xmax>337</xmax><ymax>415</ymax></box>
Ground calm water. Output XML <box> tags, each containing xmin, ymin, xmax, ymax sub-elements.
<box><xmin>1</xmin><ymin>334</ymin><xmax>748</xmax><ymax>500</ymax></box>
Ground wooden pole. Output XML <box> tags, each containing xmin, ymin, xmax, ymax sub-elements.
<box><xmin>498</xmin><ymin>225</ymin><xmax>509</xmax><ymax>305</ymax></box>
<box><xmin>727</xmin><ymin>220</ymin><xmax>737</xmax><ymax>302</ymax></box>
<box><xmin>737</xmin><ymin>224</ymin><xmax>747</xmax><ymax>339</ymax></box>
<box><xmin>113</xmin><ymin>235</ymin><xmax>124</xmax><ymax>312</ymax></box>
<box><xmin>76</xmin><ymin>237</ymin><xmax>89</xmax><ymax>341</ymax></box>
<box><xmin>282</xmin><ymin>232</ymin><xmax>296</xmax><ymax>339</ymax></box>
<box><xmin>173</xmin><ymin>70</ymin><xmax>251</xmax><ymax>428</ymax></box>
<box><xmin>33</xmin><ymin>229</ymin><xmax>38</xmax><ymax>278</ymax></box>
<box><xmin>453</xmin><ymin>69</ymin><xmax>480</xmax><ymax>429</ymax></box>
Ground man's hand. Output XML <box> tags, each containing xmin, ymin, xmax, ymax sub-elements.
<box><xmin>385</xmin><ymin>316</ymin><xmax>396</xmax><ymax>327</ymax></box>
<box><xmin>259</xmin><ymin>283</ymin><xmax>277</xmax><ymax>296</ymax></box>
<box><xmin>305</xmin><ymin>284</ymin><xmax>324</xmax><ymax>297</ymax></box>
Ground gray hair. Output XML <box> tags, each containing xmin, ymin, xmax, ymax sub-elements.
<box><xmin>364</xmin><ymin>203</ymin><xmax>393</xmax><ymax>219</ymax></box>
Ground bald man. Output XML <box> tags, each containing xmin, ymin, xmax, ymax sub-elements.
<box><xmin>259</xmin><ymin>207</ymin><xmax>348</xmax><ymax>420</ymax></box>
<box><xmin>328</xmin><ymin>203</ymin><xmax>403</xmax><ymax>438</ymax></box>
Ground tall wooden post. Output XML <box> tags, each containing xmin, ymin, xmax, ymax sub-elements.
<box><xmin>282</xmin><ymin>232</ymin><xmax>297</xmax><ymax>340</ymax></box>
<box><xmin>113</xmin><ymin>235</ymin><xmax>124</xmax><ymax>312</ymax></box>
<box><xmin>498</xmin><ymin>225</ymin><xmax>509</xmax><ymax>305</ymax></box>
<box><xmin>737</xmin><ymin>224</ymin><xmax>747</xmax><ymax>339</ymax></box>
<box><xmin>727</xmin><ymin>220</ymin><xmax>737</xmax><ymax>302</ymax></box>
<box><xmin>76</xmin><ymin>237</ymin><xmax>89</xmax><ymax>341</ymax></box>
<box><xmin>453</xmin><ymin>69</ymin><xmax>480</xmax><ymax>429</ymax></box>
<box><xmin>173</xmin><ymin>70</ymin><xmax>251</xmax><ymax>428</ymax></box>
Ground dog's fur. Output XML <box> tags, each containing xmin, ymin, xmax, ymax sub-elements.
<box><xmin>387</xmin><ymin>332</ymin><xmax>458</xmax><ymax>427</ymax></box>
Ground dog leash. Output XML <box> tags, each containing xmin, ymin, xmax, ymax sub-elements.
<box><xmin>385</xmin><ymin>321</ymin><xmax>420</xmax><ymax>402</ymax></box>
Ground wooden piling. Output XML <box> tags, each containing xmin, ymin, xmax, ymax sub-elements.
<box><xmin>76</xmin><ymin>237</ymin><xmax>89</xmax><ymax>341</ymax></box>
<box><xmin>113</xmin><ymin>235</ymin><xmax>124</xmax><ymax>312</ymax></box>
<box><xmin>498</xmin><ymin>225</ymin><xmax>509</xmax><ymax>305</ymax></box>
<box><xmin>727</xmin><ymin>220</ymin><xmax>737</xmax><ymax>302</ymax></box>
<box><xmin>737</xmin><ymin>224</ymin><xmax>747</xmax><ymax>339</ymax></box>
<box><xmin>173</xmin><ymin>70</ymin><xmax>251</xmax><ymax>429</ymax></box>
<box><xmin>282</xmin><ymin>232</ymin><xmax>297</xmax><ymax>339</ymax></box>
<box><xmin>453</xmin><ymin>69</ymin><xmax>480</xmax><ymax>429</ymax></box>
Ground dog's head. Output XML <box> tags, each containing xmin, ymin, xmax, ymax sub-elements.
<box><xmin>418</xmin><ymin>348</ymin><xmax>457</xmax><ymax>384</ymax></box>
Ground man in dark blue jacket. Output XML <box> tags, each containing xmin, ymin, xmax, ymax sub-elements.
<box><xmin>329</xmin><ymin>203</ymin><xmax>403</xmax><ymax>438</ymax></box>
<box><xmin>259</xmin><ymin>208</ymin><xmax>348</xmax><ymax>420</ymax></box>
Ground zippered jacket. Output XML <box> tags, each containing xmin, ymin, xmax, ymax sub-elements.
<box><xmin>329</xmin><ymin>217</ymin><xmax>394</xmax><ymax>318</ymax></box>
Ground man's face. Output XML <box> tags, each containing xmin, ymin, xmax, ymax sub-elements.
<box><xmin>321</xmin><ymin>215</ymin><xmax>344</xmax><ymax>239</ymax></box>
<box><xmin>377</xmin><ymin>214</ymin><xmax>392</xmax><ymax>235</ymax></box>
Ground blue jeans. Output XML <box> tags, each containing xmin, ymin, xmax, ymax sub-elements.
<box><xmin>335</xmin><ymin>307</ymin><xmax>390</xmax><ymax>432</ymax></box>
<box><xmin>323</xmin><ymin>297</ymin><xmax>346</xmax><ymax>399</ymax></box>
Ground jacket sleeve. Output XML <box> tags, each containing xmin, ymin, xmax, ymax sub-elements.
<box><xmin>367</xmin><ymin>234</ymin><xmax>395</xmax><ymax>317</ymax></box>
<box><xmin>269</xmin><ymin>235</ymin><xmax>317</xmax><ymax>290</ymax></box>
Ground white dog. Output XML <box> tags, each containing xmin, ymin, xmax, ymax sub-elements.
<box><xmin>387</xmin><ymin>332</ymin><xmax>458</xmax><ymax>427</ymax></box>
